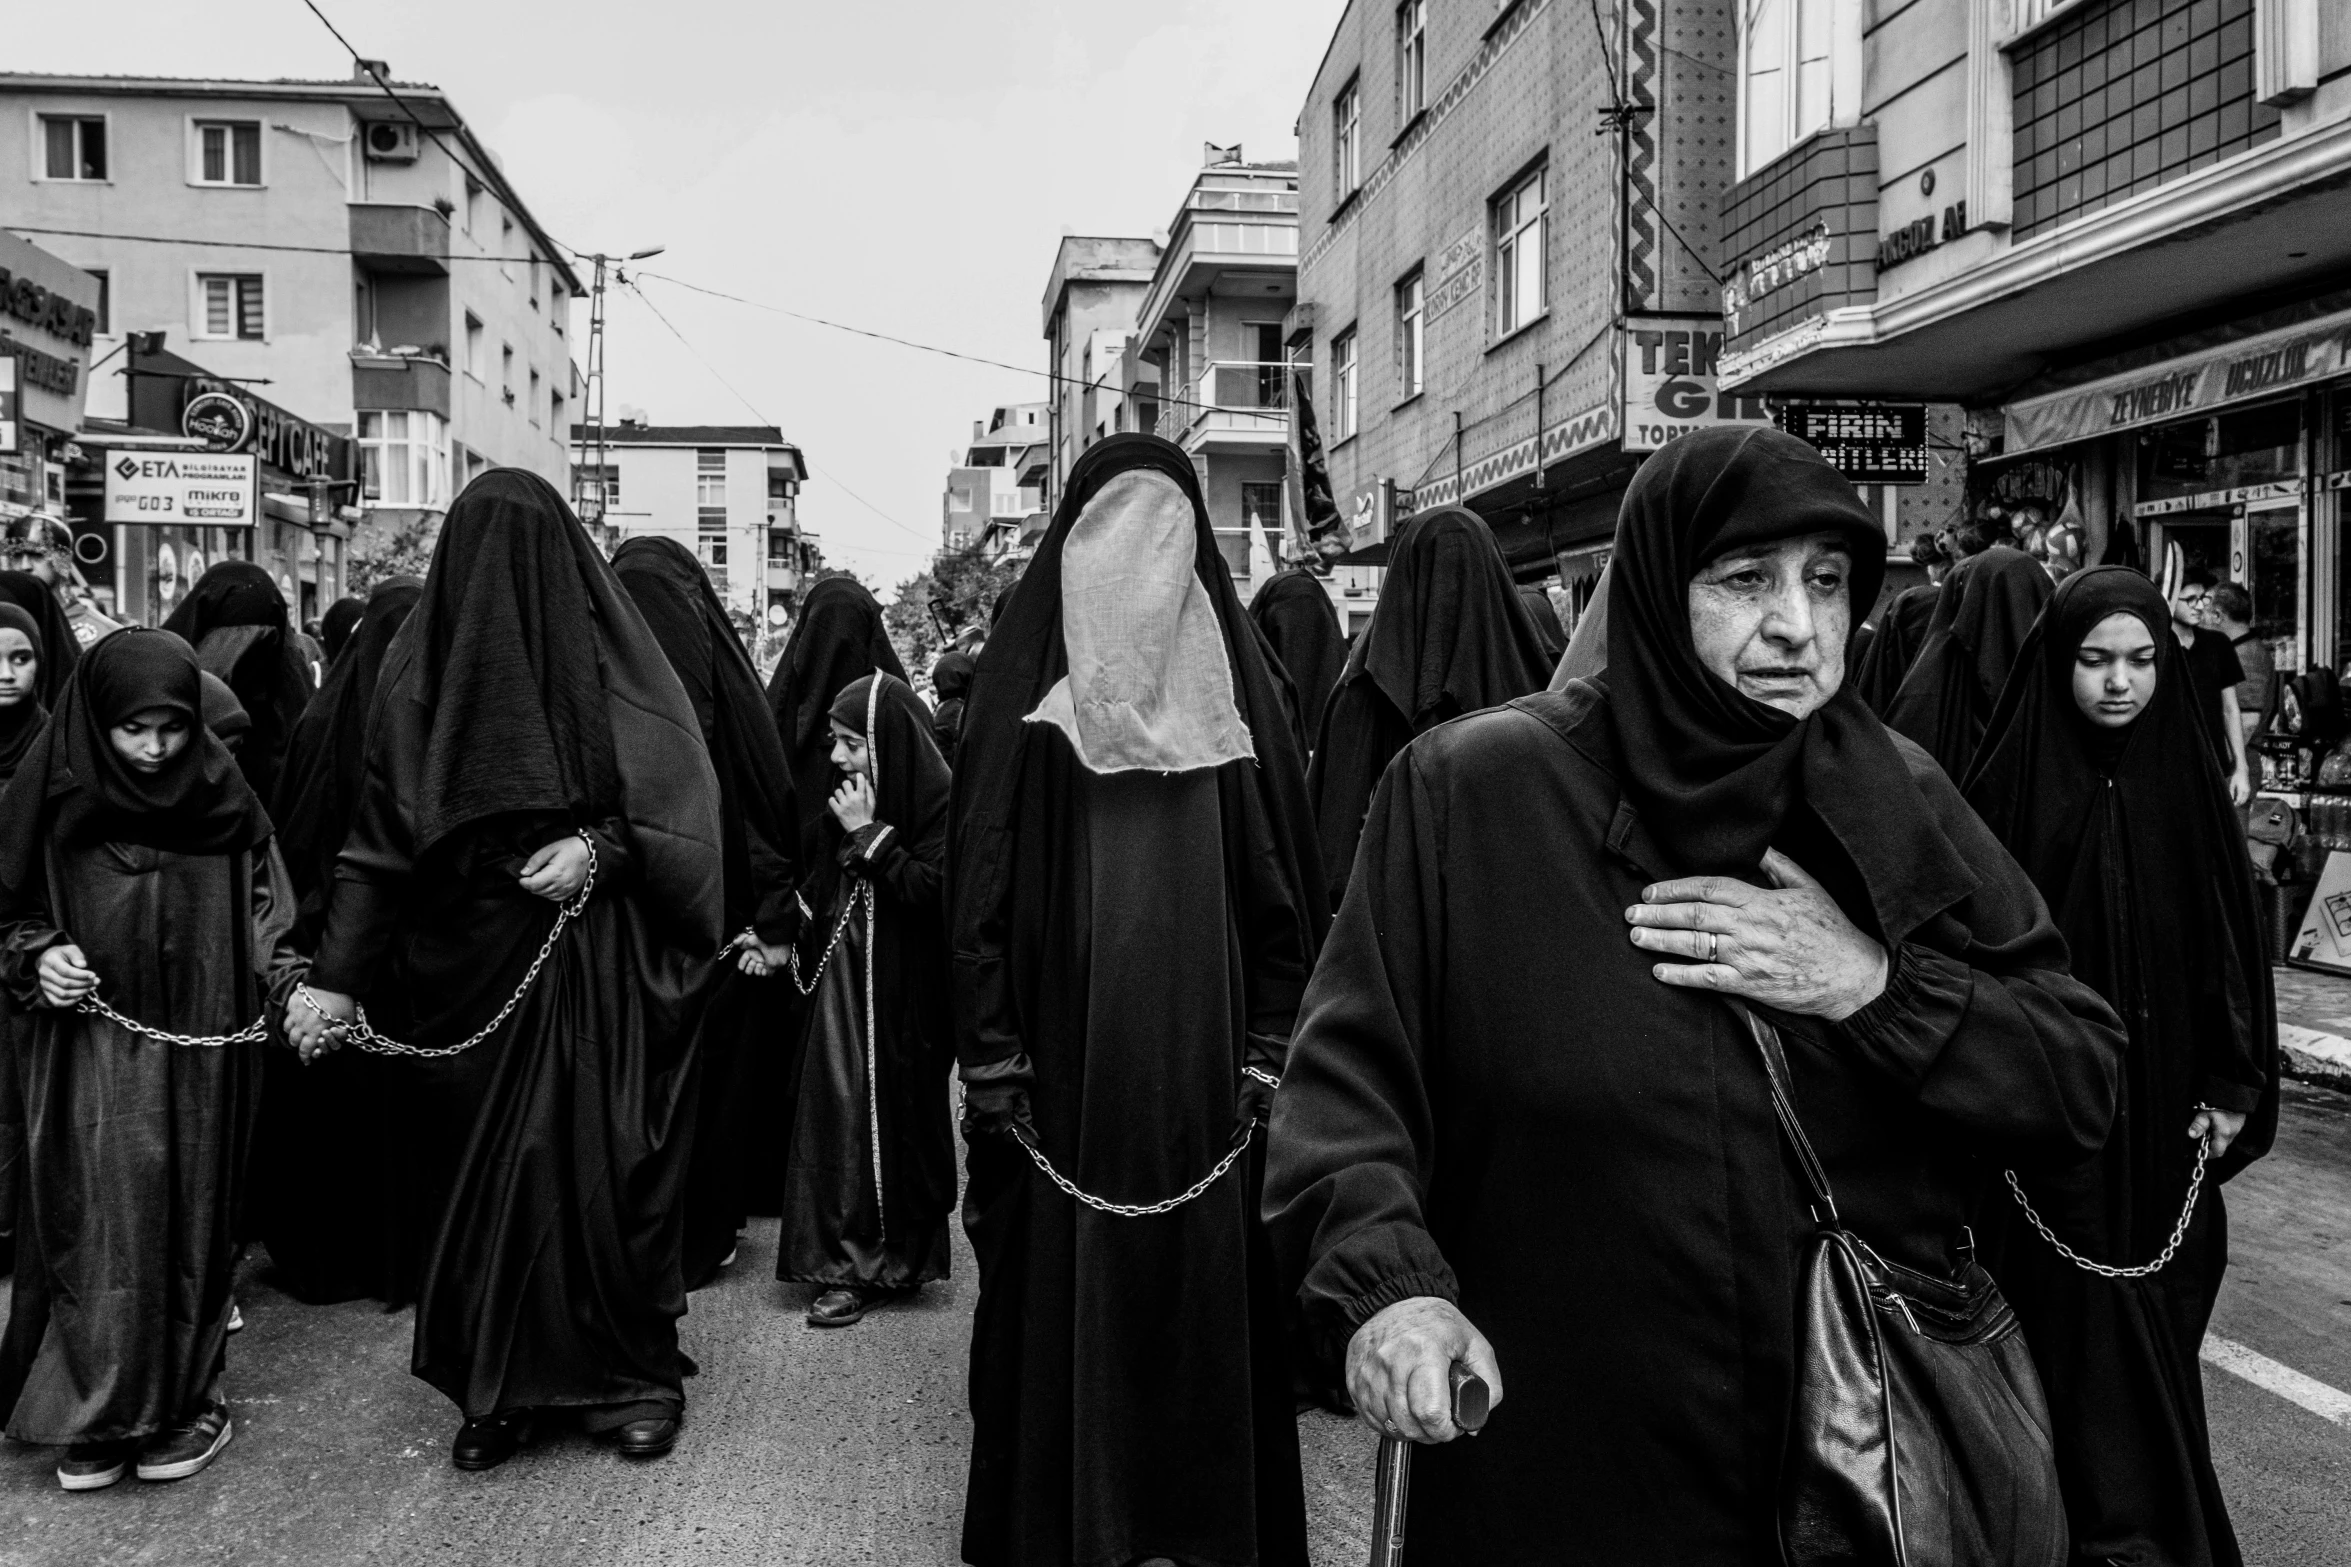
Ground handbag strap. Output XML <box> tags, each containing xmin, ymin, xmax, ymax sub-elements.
<box><xmin>1728</xmin><ymin>1001</ymin><xmax>1842</xmax><ymax>1229</ymax></box>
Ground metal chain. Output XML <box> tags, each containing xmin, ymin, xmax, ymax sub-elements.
<box><xmin>76</xmin><ymin>993</ymin><xmax>269</xmax><ymax>1049</ymax></box>
<box><xmin>2003</xmin><ymin>1135</ymin><xmax>2210</xmax><ymax>1280</ymax></box>
<box><xmin>297</xmin><ymin>832</ymin><xmax>598</xmax><ymax>1060</ymax></box>
<box><xmin>784</xmin><ymin>880</ymin><xmax>866</xmax><ymax>998</ymax></box>
<box><xmin>1006</xmin><ymin>1069</ymin><xmax>1279</xmax><ymax>1220</ymax></box>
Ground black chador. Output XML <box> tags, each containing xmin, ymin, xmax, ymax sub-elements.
<box><xmin>1852</xmin><ymin>576</ymin><xmax>1939</xmax><ymax>715</ymax></box>
<box><xmin>776</xmin><ymin>674</ymin><xmax>954</xmax><ymax>1317</ymax></box>
<box><xmin>1308</xmin><ymin>506</ymin><xmax>1553</xmax><ymax>908</ymax></box>
<box><xmin>163</xmin><ymin>561</ymin><xmax>315</xmax><ymax>804</ymax></box>
<box><xmin>251</xmin><ymin>577</ymin><xmax>424</xmax><ymax>1305</ymax></box>
<box><xmin>1262</xmin><ymin>428</ymin><xmax>2124</xmax><ymax>1563</ymax></box>
<box><xmin>753</xmin><ymin>576</ymin><xmax>906</xmax><ymax>1211</ymax></box>
<box><xmin>304</xmin><ymin>471</ymin><xmax>723</xmax><ymax>1458</ymax></box>
<box><xmin>0</xmin><ymin>630</ymin><xmax>297</xmax><ymax>1462</ymax></box>
<box><xmin>1963</xmin><ymin>567</ymin><xmax>2277</xmax><ymax>1567</ymax></box>
<box><xmin>1247</xmin><ymin>565</ymin><xmax>1347</xmax><ymax>752</ymax></box>
<box><xmin>952</xmin><ymin>435</ymin><xmax>1326</xmax><ymax>1567</ymax></box>
<box><xmin>1882</xmin><ymin>544</ymin><xmax>2051</xmax><ymax>779</ymax></box>
<box><xmin>613</xmin><ymin>536</ymin><xmax>801</xmax><ymax>1291</ymax></box>
<box><xmin>0</xmin><ymin>571</ymin><xmax>79</xmax><ymax>709</ymax></box>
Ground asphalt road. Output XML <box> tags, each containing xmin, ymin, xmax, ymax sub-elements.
<box><xmin>3</xmin><ymin>1013</ymin><xmax>2347</xmax><ymax>1564</ymax></box>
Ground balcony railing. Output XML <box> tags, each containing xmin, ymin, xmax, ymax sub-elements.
<box><xmin>1158</xmin><ymin>361</ymin><xmax>1294</xmax><ymax>445</ymax></box>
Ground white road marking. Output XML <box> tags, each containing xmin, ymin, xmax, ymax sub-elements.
<box><xmin>2203</xmin><ymin>1335</ymin><xmax>2351</xmax><ymax>1430</ymax></box>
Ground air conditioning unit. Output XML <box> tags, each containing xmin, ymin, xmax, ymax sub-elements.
<box><xmin>361</xmin><ymin>120</ymin><xmax>420</xmax><ymax>162</ymax></box>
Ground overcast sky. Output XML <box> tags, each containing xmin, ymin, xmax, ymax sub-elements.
<box><xmin>25</xmin><ymin>0</ymin><xmax>1344</xmax><ymax>591</ymax></box>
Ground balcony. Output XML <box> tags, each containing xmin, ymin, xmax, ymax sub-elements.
<box><xmin>1158</xmin><ymin>361</ymin><xmax>1290</xmax><ymax>454</ymax></box>
<box><xmin>349</xmin><ymin>203</ymin><xmax>452</xmax><ymax>277</ymax></box>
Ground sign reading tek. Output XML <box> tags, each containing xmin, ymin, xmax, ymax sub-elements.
<box><xmin>1620</xmin><ymin>317</ymin><xmax>1775</xmax><ymax>452</ymax></box>
<box><xmin>104</xmin><ymin>451</ymin><xmax>258</xmax><ymax>527</ymax></box>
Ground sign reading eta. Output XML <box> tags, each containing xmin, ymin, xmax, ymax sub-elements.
<box><xmin>103</xmin><ymin>451</ymin><xmax>258</xmax><ymax>527</ymax></box>
<box><xmin>1778</xmin><ymin>403</ymin><xmax>1930</xmax><ymax>484</ymax></box>
<box><xmin>1620</xmin><ymin>318</ymin><xmax>1775</xmax><ymax>452</ymax></box>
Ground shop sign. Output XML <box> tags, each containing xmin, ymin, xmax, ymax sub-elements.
<box><xmin>1620</xmin><ymin>317</ymin><xmax>1775</xmax><ymax>452</ymax></box>
<box><xmin>1876</xmin><ymin>202</ymin><xmax>1970</xmax><ymax>273</ymax></box>
<box><xmin>0</xmin><ymin>263</ymin><xmax>97</xmax><ymax>350</ymax></box>
<box><xmin>2006</xmin><ymin>308</ymin><xmax>2351</xmax><ymax>454</ymax></box>
<box><xmin>1721</xmin><ymin>222</ymin><xmax>1831</xmax><ymax>337</ymax></box>
<box><xmin>1423</xmin><ymin>225</ymin><xmax>1483</xmax><ymax>327</ymax></box>
<box><xmin>1779</xmin><ymin>403</ymin><xmax>1930</xmax><ymax>484</ymax></box>
<box><xmin>182</xmin><ymin>391</ymin><xmax>255</xmax><ymax>452</ymax></box>
<box><xmin>0</xmin><ymin>356</ymin><xmax>16</xmax><ymax>456</ymax></box>
<box><xmin>2133</xmin><ymin>480</ymin><xmax>2300</xmax><ymax>518</ymax></box>
<box><xmin>104</xmin><ymin>451</ymin><xmax>258</xmax><ymax>527</ymax></box>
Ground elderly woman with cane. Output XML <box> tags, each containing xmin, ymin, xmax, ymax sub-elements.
<box><xmin>1264</xmin><ymin>426</ymin><xmax>2125</xmax><ymax>1564</ymax></box>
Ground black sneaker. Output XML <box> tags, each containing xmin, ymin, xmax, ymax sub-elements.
<box><xmin>134</xmin><ymin>1402</ymin><xmax>233</xmax><ymax>1482</ymax></box>
<box><xmin>57</xmin><ymin>1442</ymin><xmax>134</xmax><ymax>1492</ymax></box>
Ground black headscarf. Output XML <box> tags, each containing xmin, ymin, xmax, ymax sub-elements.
<box><xmin>403</xmin><ymin>471</ymin><xmax>622</xmax><ymax>854</ymax></box>
<box><xmin>1962</xmin><ymin>567</ymin><xmax>2277</xmax><ymax>1179</ymax></box>
<box><xmin>0</xmin><ymin>602</ymin><xmax>49</xmax><ymax>780</ymax></box>
<box><xmin>1519</xmin><ymin>583</ymin><xmax>1568</xmax><ymax>663</ymax></box>
<box><xmin>1883</xmin><ymin>545</ymin><xmax>2053</xmax><ymax>780</ymax></box>
<box><xmin>614</xmin><ymin>534</ymin><xmax>800</xmax><ymax>936</ymax></box>
<box><xmin>1247</xmin><ymin>566</ymin><xmax>1348</xmax><ymax>748</ymax></box>
<box><xmin>0</xmin><ymin>570</ymin><xmax>78</xmax><ymax>707</ymax></box>
<box><xmin>1852</xmin><ymin>579</ymin><xmax>1940</xmax><ymax>715</ymax></box>
<box><xmin>1349</xmin><ymin>507</ymin><xmax>1556</xmax><ymax>728</ymax></box>
<box><xmin>319</xmin><ymin>595</ymin><xmax>366</xmax><ymax>665</ymax></box>
<box><xmin>198</xmin><ymin>671</ymin><xmax>250</xmax><ymax>743</ymax></box>
<box><xmin>818</xmin><ymin>672</ymin><xmax>951</xmax><ymax>898</ymax></box>
<box><xmin>272</xmin><ymin>574</ymin><xmax>423</xmax><ymax>906</ymax></box>
<box><xmin>163</xmin><ymin>559</ymin><xmax>313</xmax><ymax>803</ymax></box>
<box><xmin>0</xmin><ymin>627</ymin><xmax>271</xmax><ymax>892</ymax></box>
<box><xmin>928</xmin><ymin>648</ymin><xmax>976</xmax><ymax>757</ymax></box>
<box><xmin>1600</xmin><ymin>425</ymin><xmax>1976</xmax><ymax>944</ymax></box>
<box><xmin>765</xmin><ymin>576</ymin><xmax>907</xmax><ymax>867</ymax></box>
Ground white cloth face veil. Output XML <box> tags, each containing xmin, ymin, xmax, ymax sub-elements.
<box><xmin>1023</xmin><ymin>467</ymin><xmax>1255</xmax><ymax>774</ymax></box>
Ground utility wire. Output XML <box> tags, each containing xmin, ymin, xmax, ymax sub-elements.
<box><xmin>9</xmin><ymin>225</ymin><xmax>555</xmax><ymax>266</ymax></box>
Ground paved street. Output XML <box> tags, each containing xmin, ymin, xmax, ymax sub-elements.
<box><xmin>5</xmin><ymin>984</ymin><xmax>2349</xmax><ymax>1565</ymax></box>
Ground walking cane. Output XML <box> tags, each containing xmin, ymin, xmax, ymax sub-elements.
<box><xmin>1367</xmin><ymin>1361</ymin><xmax>1490</xmax><ymax>1567</ymax></box>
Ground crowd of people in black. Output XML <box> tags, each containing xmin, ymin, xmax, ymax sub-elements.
<box><xmin>0</xmin><ymin>427</ymin><xmax>2279</xmax><ymax>1567</ymax></box>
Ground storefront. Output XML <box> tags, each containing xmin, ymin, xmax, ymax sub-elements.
<box><xmin>2002</xmin><ymin>304</ymin><xmax>2351</xmax><ymax>685</ymax></box>
<box><xmin>0</xmin><ymin>233</ymin><xmax>101</xmax><ymax>599</ymax></box>
<box><xmin>110</xmin><ymin>346</ymin><xmax>358</xmax><ymax>627</ymax></box>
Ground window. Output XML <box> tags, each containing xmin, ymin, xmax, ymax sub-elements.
<box><xmin>193</xmin><ymin>120</ymin><xmax>262</xmax><ymax>186</ymax></box>
<box><xmin>527</xmin><ymin>255</ymin><xmax>540</xmax><ymax>311</ymax></box>
<box><xmin>549</xmin><ymin>388</ymin><xmax>565</xmax><ymax>434</ymax></box>
<box><xmin>1398</xmin><ymin>1</ymin><xmax>1428</xmax><ymax>123</ymax></box>
<box><xmin>357</xmin><ymin>410</ymin><xmax>450</xmax><ymax>508</ymax></box>
<box><xmin>698</xmin><ymin>526</ymin><xmax>730</xmax><ymax>568</ymax></box>
<box><xmin>577</xmin><ymin>463</ymin><xmax>620</xmax><ymax>511</ymax></box>
<box><xmin>1495</xmin><ymin>167</ymin><xmax>1547</xmax><ymax>336</ymax></box>
<box><xmin>696</xmin><ymin>449</ymin><xmax>728</xmax><ymax>510</ymax></box>
<box><xmin>196</xmin><ymin>273</ymin><xmax>266</xmax><ymax>340</ymax></box>
<box><xmin>463</xmin><ymin>179</ymin><xmax>482</xmax><ymax>236</ymax></box>
<box><xmin>1396</xmin><ymin>271</ymin><xmax>1425</xmax><ymax>398</ymax></box>
<box><xmin>527</xmin><ymin>368</ymin><xmax>541</xmax><ymax>425</ymax></box>
<box><xmin>88</xmin><ymin>269</ymin><xmax>110</xmax><ymax>336</ymax></box>
<box><xmin>39</xmin><ymin>116</ymin><xmax>106</xmax><ymax>181</ymax></box>
<box><xmin>1332</xmin><ymin>328</ymin><xmax>1359</xmax><ymax>441</ymax></box>
<box><xmin>1333</xmin><ymin>77</ymin><xmax>1362</xmax><ymax>198</ymax></box>
<box><xmin>500</xmin><ymin>343</ymin><xmax>514</xmax><ymax>400</ymax></box>
<box><xmin>463</xmin><ymin>314</ymin><xmax>485</xmax><ymax>379</ymax></box>
<box><xmin>1739</xmin><ymin>0</ymin><xmax>1839</xmax><ymax>174</ymax></box>
<box><xmin>500</xmin><ymin>216</ymin><xmax>515</xmax><ymax>276</ymax></box>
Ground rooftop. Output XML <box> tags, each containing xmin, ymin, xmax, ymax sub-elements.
<box><xmin>571</xmin><ymin>423</ymin><xmax>799</xmax><ymax>450</ymax></box>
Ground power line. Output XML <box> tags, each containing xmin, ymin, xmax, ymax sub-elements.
<box><xmin>8</xmin><ymin>225</ymin><xmax>555</xmax><ymax>266</ymax></box>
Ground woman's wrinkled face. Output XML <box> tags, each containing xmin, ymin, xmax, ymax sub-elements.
<box><xmin>0</xmin><ymin>628</ymin><xmax>37</xmax><ymax>709</ymax></box>
<box><xmin>1686</xmin><ymin>531</ymin><xmax>1854</xmax><ymax>718</ymax></box>
<box><xmin>2071</xmin><ymin>610</ymin><xmax>2159</xmax><ymax>728</ymax></box>
<box><xmin>829</xmin><ymin>718</ymin><xmax>870</xmax><ymax>780</ymax></box>
<box><xmin>109</xmin><ymin>707</ymin><xmax>193</xmax><ymax>773</ymax></box>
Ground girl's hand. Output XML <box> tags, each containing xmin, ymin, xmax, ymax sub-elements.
<box><xmin>286</xmin><ymin>987</ymin><xmax>356</xmax><ymax>1064</ymax></box>
<box><xmin>36</xmin><ymin>943</ymin><xmax>96</xmax><ymax>1009</ymax></box>
<box><xmin>519</xmin><ymin>834</ymin><xmax>592</xmax><ymax>902</ymax></box>
<box><xmin>736</xmin><ymin>940</ymin><xmax>793</xmax><ymax>978</ymax></box>
<box><xmin>2189</xmin><ymin>1106</ymin><xmax>2249</xmax><ymax>1160</ymax></box>
<box><xmin>829</xmin><ymin>776</ymin><xmax>876</xmax><ymax>833</ymax></box>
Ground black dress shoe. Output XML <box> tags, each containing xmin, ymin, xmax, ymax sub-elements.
<box><xmin>612</xmin><ymin>1416</ymin><xmax>678</xmax><ymax>1458</ymax></box>
<box><xmin>806</xmin><ymin>1286</ymin><xmax>872</xmax><ymax>1328</ymax></box>
<box><xmin>451</xmin><ymin>1412</ymin><xmax>530</xmax><ymax>1471</ymax></box>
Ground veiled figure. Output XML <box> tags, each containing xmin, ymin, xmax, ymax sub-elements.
<box><xmin>1882</xmin><ymin>544</ymin><xmax>2052</xmax><ymax>779</ymax></box>
<box><xmin>163</xmin><ymin>562</ymin><xmax>316</xmax><ymax>805</ymax></box>
<box><xmin>299</xmin><ymin>470</ymin><xmax>723</xmax><ymax>1466</ymax></box>
<box><xmin>1247</xmin><ymin>564</ymin><xmax>1348</xmax><ymax>753</ymax></box>
<box><xmin>951</xmin><ymin>435</ymin><xmax>1326</xmax><ymax>1567</ymax></box>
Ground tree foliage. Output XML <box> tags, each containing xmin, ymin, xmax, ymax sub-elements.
<box><xmin>885</xmin><ymin>545</ymin><xmax>1026</xmax><ymax>676</ymax></box>
<box><xmin>347</xmin><ymin>515</ymin><xmax>439</xmax><ymax>594</ymax></box>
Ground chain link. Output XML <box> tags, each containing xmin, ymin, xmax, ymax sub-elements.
<box><xmin>298</xmin><ymin>832</ymin><xmax>598</xmax><ymax>1060</ymax></box>
<box><xmin>76</xmin><ymin>992</ymin><xmax>269</xmax><ymax>1049</ymax></box>
<box><xmin>1012</xmin><ymin>1122</ymin><xmax>1257</xmax><ymax>1218</ymax></box>
<box><xmin>783</xmin><ymin>881</ymin><xmax>867</xmax><ymax>998</ymax></box>
<box><xmin>2003</xmin><ymin>1135</ymin><xmax>2210</xmax><ymax>1280</ymax></box>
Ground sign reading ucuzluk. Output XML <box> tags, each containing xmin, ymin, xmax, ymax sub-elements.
<box><xmin>104</xmin><ymin>450</ymin><xmax>258</xmax><ymax>527</ymax></box>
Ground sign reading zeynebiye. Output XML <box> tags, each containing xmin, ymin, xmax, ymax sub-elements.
<box><xmin>1779</xmin><ymin>403</ymin><xmax>1930</xmax><ymax>484</ymax></box>
<box><xmin>104</xmin><ymin>451</ymin><xmax>259</xmax><ymax>527</ymax></box>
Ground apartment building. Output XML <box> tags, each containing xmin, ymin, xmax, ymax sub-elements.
<box><xmin>1040</xmin><ymin>236</ymin><xmax>1162</xmax><ymax>511</ymax></box>
<box><xmin>1295</xmin><ymin>0</ymin><xmax>1961</xmax><ymax>625</ymax></box>
<box><xmin>573</xmin><ymin>421</ymin><xmax>815</xmax><ymax>630</ymax></box>
<box><xmin>1</xmin><ymin>65</ymin><xmax>581</xmax><ymax>618</ymax></box>
<box><xmin>1717</xmin><ymin>0</ymin><xmax>2351</xmax><ymax>674</ymax></box>
<box><xmin>942</xmin><ymin>402</ymin><xmax>1047</xmax><ymax>559</ymax></box>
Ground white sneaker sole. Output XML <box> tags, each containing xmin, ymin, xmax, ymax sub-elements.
<box><xmin>57</xmin><ymin>1459</ymin><xmax>128</xmax><ymax>1492</ymax></box>
<box><xmin>136</xmin><ymin>1417</ymin><xmax>233</xmax><ymax>1482</ymax></box>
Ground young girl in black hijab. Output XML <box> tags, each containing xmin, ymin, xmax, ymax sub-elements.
<box><xmin>776</xmin><ymin>672</ymin><xmax>952</xmax><ymax>1325</ymax></box>
<box><xmin>0</xmin><ymin>571</ymin><xmax>78</xmax><ymax>710</ymax></box>
<box><xmin>0</xmin><ymin>602</ymin><xmax>49</xmax><ymax>785</ymax></box>
<box><xmin>0</xmin><ymin>629</ymin><xmax>298</xmax><ymax>1492</ymax></box>
<box><xmin>1963</xmin><ymin>566</ymin><xmax>2276</xmax><ymax>1567</ymax></box>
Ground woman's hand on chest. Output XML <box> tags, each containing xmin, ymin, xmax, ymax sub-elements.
<box><xmin>1624</xmin><ymin>847</ymin><xmax>1889</xmax><ymax>1021</ymax></box>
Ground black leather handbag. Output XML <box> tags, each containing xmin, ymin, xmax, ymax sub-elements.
<box><xmin>1735</xmin><ymin>1003</ymin><xmax>2069</xmax><ymax>1567</ymax></box>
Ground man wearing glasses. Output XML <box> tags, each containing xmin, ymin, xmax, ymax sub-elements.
<box><xmin>2169</xmin><ymin>566</ymin><xmax>2254</xmax><ymax>805</ymax></box>
<box><xmin>2</xmin><ymin>516</ymin><xmax>121</xmax><ymax>649</ymax></box>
